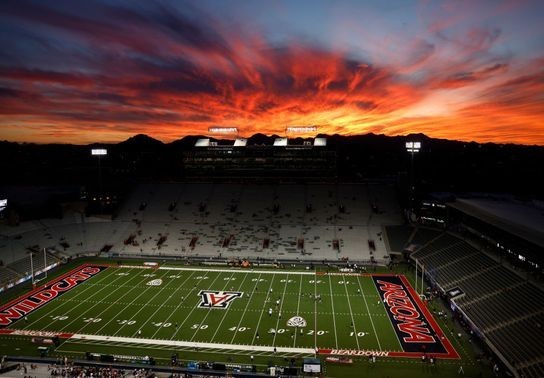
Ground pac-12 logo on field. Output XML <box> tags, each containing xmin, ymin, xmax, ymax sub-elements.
<box><xmin>198</xmin><ymin>290</ymin><xmax>243</xmax><ymax>309</ymax></box>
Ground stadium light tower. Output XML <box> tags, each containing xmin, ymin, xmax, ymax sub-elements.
<box><xmin>91</xmin><ymin>148</ymin><xmax>107</xmax><ymax>197</ymax></box>
<box><xmin>405</xmin><ymin>141</ymin><xmax>421</xmax><ymax>215</ymax></box>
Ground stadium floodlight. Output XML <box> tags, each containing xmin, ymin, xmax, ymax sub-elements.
<box><xmin>208</xmin><ymin>126</ymin><xmax>238</xmax><ymax>134</ymax></box>
<box><xmin>91</xmin><ymin>148</ymin><xmax>107</xmax><ymax>202</ymax></box>
<box><xmin>405</xmin><ymin>141</ymin><xmax>421</xmax><ymax>153</ymax></box>
<box><xmin>285</xmin><ymin>125</ymin><xmax>317</xmax><ymax>134</ymax></box>
<box><xmin>405</xmin><ymin>141</ymin><xmax>421</xmax><ymax>214</ymax></box>
<box><xmin>91</xmin><ymin>148</ymin><xmax>107</xmax><ymax>156</ymax></box>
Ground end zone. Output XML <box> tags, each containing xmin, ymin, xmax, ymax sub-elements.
<box><xmin>372</xmin><ymin>274</ymin><xmax>459</xmax><ymax>359</ymax></box>
<box><xmin>0</xmin><ymin>264</ymin><xmax>108</xmax><ymax>328</ymax></box>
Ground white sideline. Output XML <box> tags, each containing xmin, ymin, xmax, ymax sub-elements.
<box><xmin>69</xmin><ymin>333</ymin><xmax>315</xmax><ymax>354</ymax></box>
<box><xmin>118</xmin><ymin>265</ymin><xmax>316</xmax><ymax>275</ymax></box>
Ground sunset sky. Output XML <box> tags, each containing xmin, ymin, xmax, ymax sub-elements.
<box><xmin>0</xmin><ymin>0</ymin><xmax>543</xmax><ymax>145</ymax></box>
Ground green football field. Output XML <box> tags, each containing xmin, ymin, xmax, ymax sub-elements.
<box><xmin>11</xmin><ymin>265</ymin><xmax>400</xmax><ymax>351</ymax></box>
<box><xmin>1</xmin><ymin>263</ymin><xmax>493</xmax><ymax>377</ymax></box>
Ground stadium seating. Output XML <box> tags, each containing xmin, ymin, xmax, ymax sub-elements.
<box><xmin>0</xmin><ymin>183</ymin><xmax>400</xmax><ymax>269</ymax></box>
<box><xmin>408</xmin><ymin>231</ymin><xmax>544</xmax><ymax>377</ymax></box>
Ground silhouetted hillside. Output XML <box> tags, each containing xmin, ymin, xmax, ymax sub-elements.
<box><xmin>1</xmin><ymin>134</ymin><xmax>543</xmax><ymax>199</ymax></box>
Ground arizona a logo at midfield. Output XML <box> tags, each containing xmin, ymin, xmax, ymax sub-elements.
<box><xmin>198</xmin><ymin>290</ymin><xmax>243</xmax><ymax>309</ymax></box>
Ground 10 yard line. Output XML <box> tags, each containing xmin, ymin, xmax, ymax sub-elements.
<box><xmin>342</xmin><ymin>274</ymin><xmax>360</xmax><ymax>350</ymax></box>
<box><xmin>356</xmin><ymin>276</ymin><xmax>382</xmax><ymax>350</ymax></box>
<box><xmin>19</xmin><ymin>267</ymin><xmax>120</xmax><ymax>330</ymax></box>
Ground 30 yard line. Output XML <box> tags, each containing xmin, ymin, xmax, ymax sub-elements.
<box><xmin>356</xmin><ymin>275</ymin><xmax>382</xmax><ymax>350</ymax></box>
<box><xmin>327</xmin><ymin>274</ymin><xmax>339</xmax><ymax>349</ymax></box>
<box><xmin>342</xmin><ymin>274</ymin><xmax>360</xmax><ymax>350</ymax></box>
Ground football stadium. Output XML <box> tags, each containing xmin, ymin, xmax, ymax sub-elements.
<box><xmin>1</xmin><ymin>143</ymin><xmax>543</xmax><ymax>378</ymax></box>
<box><xmin>1</xmin><ymin>1</ymin><xmax>544</xmax><ymax>377</ymax></box>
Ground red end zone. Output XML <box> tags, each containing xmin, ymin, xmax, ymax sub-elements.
<box><xmin>0</xmin><ymin>264</ymin><xmax>108</xmax><ymax>328</ymax></box>
<box><xmin>318</xmin><ymin>273</ymin><xmax>459</xmax><ymax>360</ymax></box>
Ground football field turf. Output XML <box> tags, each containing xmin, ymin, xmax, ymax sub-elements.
<box><xmin>0</xmin><ymin>264</ymin><xmax>457</xmax><ymax>361</ymax></box>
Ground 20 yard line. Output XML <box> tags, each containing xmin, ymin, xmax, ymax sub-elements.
<box><xmin>356</xmin><ymin>275</ymin><xmax>382</xmax><ymax>350</ymax></box>
<box><xmin>327</xmin><ymin>274</ymin><xmax>339</xmax><ymax>349</ymax></box>
<box><xmin>342</xmin><ymin>274</ymin><xmax>360</xmax><ymax>350</ymax></box>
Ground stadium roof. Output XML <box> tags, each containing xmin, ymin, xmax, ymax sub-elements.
<box><xmin>447</xmin><ymin>198</ymin><xmax>544</xmax><ymax>248</ymax></box>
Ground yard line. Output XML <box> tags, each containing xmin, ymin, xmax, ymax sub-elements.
<box><xmin>210</xmin><ymin>272</ymin><xmax>249</xmax><ymax>343</ymax></box>
<box><xmin>188</xmin><ymin>271</ymin><xmax>236</xmax><ymax>342</ymax></box>
<box><xmin>168</xmin><ymin>271</ymin><xmax>224</xmax><ymax>340</ymax></box>
<box><xmin>76</xmin><ymin>269</ymin><xmax>173</xmax><ymax>335</ymax></box>
<box><xmin>23</xmin><ymin>267</ymin><xmax>128</xmax><ymax>330</ymax></box>
<box><xmin>342</xmin><ymin>274</ymin><xmax>360</xmax><ymax>350</ymax></box>
<box><xmin>106</xmin><ymin>269</ymin><xmax>186</xmax><ymax>336</ymax></box>
<box><xmin>327</xmin><ymin>274</ymin><xmax>339</xmax><ymax>349</ymax></box>
<box><xmin>251</xmin><ymin>273</ymin><xmax>276</xmax><ymax>345</ymax></box>
<box><xmin>313</xmin><ymin>272</ymin><xmax>317</xmax><ymax>350</ymax></box>
<box><xmin>292</xmin><ymin>275</ymin><xmax>303</xmax><ymax>347</ymax></box>
<box><xmin>148</xmin><ymin>270</ymin><xmax>196</xmax><ymax>339</ymax></box>
<box><xmin>229</xmin><ymin>273</ymin><xmax>262</xmax><ymax>344</ymax></box>
<box><xmin>271</xmin><ymin>273</ymin><xmax>290</xmax><ymax>346</ymax></box>
<box><xmin>356</xmin><ymin>275</ymin><xmax>383</xmax><ymax>350</ymax></box>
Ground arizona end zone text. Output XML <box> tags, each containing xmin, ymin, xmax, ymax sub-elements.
<box><xmin>0</xmin><ymin>266</ymin><xmax>105</xmax><ymax>327</ymax></box>
<box><xmin>372</xmin><ymin>275</ymin><xmax>458</xmax><ymax>358</ymax></box>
